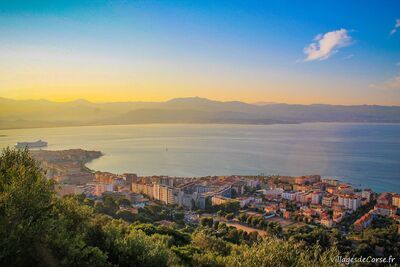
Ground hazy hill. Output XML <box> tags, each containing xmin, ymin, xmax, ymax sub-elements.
<box><xmin>1</xmin><ymin>97</ymin><xmax>400</xmax><ymax>129</ymax></box>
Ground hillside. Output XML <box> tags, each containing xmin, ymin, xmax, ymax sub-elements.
<box><xmin>1</xmin><ymin>97</ymin><xmax>400</xmax><ymax>129</ymax></box>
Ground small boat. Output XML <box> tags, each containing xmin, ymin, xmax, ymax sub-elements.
<box><xmin>15</xmin><ymin>140</ymin><xmax>47</xmax><ymax>149</ymax></box>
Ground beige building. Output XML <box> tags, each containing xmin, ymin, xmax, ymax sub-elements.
<box><xmin>211</xmin><ymin>195</ymin><xmax>238</xmax><ymax>206</ymax></box>
<box><xmin>322</xmin><ymin>195</ymin><xmax>334</xmax><ymax>207</ymax></box>
<box><xmin>392</xmin><ymin>194</ymin><xmax>400</xmax><ymax>208</ymax></box>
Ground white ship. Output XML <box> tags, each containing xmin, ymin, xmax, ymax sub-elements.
<box><xmin>15</xmin><ymin>140</ymin><xmax>48</xmax><ymax>149</ymax></box>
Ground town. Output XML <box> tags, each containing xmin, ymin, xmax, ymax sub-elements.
<box><xmin>34</xmin><ymin>149</ymin><xmax>400</xmax><ymax>239</ymax></box>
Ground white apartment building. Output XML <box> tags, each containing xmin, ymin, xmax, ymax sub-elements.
<box><xmin>338</xmin><ymin>194</ymin><xmax>361</xmax><ymax>211</ymax></box>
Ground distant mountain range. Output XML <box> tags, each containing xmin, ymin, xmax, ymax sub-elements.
<box><xmin>1</xmin><ymin>96</ymin><xmax>400</xmax><ymax>129</ymax></box>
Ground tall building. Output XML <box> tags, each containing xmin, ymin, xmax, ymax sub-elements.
<box><xmin>94</xmin><ymin>183</ymin><xmax>114</xmax><ymax>197</ymax></box>
<box><xmin>392</xmin><ymin>194</ymin><xmax>400</xmax><ymax>208</ymax></box>
<box><xmin>311</xmin><ymin>191</ymin><xmax>323</xmax><ymax>205</ymax></box>
<box><xmin>153</xmin><ymin>183</ymin><xmax>175</xmax><ymax>205</ymax></box>
<box><xmin>338</xmin><ymin>194</ymin><xmax>361</xmax><ymax>211</ymax></box>
<box><xmin>361</xmin><ymin>189</ymin><xmax>373</xmax><ymax>203</ymax></box>
<box><xmin>322</xmin><ymin>195</ymin><xmax>334</xmax><ymax>207</ymax></box>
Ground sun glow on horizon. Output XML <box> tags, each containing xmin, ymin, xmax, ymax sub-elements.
<box><xmin>0</xmin><ymin>1</ymin><xmax>399</xmax><ymax>105</ymax></box>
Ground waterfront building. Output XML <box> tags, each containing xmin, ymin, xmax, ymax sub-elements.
<box><xmin>374</xmin><ymin>204</ymin><xmax>397</xmax><ymax>217</ymax></box>
<box><xmin>361</xmin><ymin>189</ymin><xmax>373</xmax><ymax>203</ymax></box>
<box><xmin>322</xmin><ymin>178</ymin><xmax>340</xmax><ymax>186</ymax></box>
<box><xmin>377</xmin><ymin>192</ymin><xmax>392</xmax><ymax>206</ymax></box>
<box><xmin>294</xmin><ymin>175</ymin><xmax>321</xmax><ymax>185</ymax></box>
<box><xmin>392</xmin><ymin>194</ymin><xmax>400</xmax><ymax>208</ymax></box>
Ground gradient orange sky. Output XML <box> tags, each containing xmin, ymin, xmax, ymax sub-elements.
<box><xmin>1</xmin><ymin>1</ymin><xmax>399</xmax><ymax>105</ymax></box>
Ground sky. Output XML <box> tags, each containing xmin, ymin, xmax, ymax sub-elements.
<box><xmin>0</xmin><ymin>0</ymin><xmax>400</xmax><ymax>105</ymax></box>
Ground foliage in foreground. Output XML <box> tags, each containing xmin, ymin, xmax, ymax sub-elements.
<box><xmin>0</xmin><ymin>148</ymin><xmax>342</xmax><ymax>266</ymax></box>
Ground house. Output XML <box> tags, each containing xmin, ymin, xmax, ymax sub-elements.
<box><xmin>264</xmin><ymin>204</ymin><xmax>278</xmax><ymax>213</ymax></box>
<box><xmin>374</xmin><ymin>204</ymin><xmax>397</xmax><ymax>217</ymax></box>
<box><xmin>320</xmin><ymin>214</ymin><xmax>333</xmax><ymax>228</ymax></box>
<box><xmin>377</xmin><ymin>192</ymin><xmax>392</xmax><ymax>206</ymax></box>
<box><xmin>353</xmin><ymin>211</ymin><xmax>375</xmax><ymax>231</ymax></box>
<box><xmin>283</xmin><ymin>210</ymin><xmax>292</xmax><ymax>219</ymax></box>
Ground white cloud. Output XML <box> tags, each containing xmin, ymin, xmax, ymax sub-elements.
<box><xmin>390</xmin><ymin>19</ymin><xmax>400</xmax><ymax>35</ymax></box>
<box><xmin>304</xmin><ymin>29</ymin><xmax>353</xmax><ymax>61</ymax></box>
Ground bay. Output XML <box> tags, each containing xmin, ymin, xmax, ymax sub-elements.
<box><xmin>0</xmin><ymin>123</ymin><xmax>399</xmax><ymax>193</ymax></box>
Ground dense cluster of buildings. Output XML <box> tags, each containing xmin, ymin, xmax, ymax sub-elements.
<box><xmin>131</xmin><ymin>175</ymin><xmax>260</xmax><ymax>209</ymax></box>
<box><xmin>253</xmin><ymin>176</ymin><xmax>400</xmax><ymax>230</ymax></box>
<box><xmin>39</xmin><ymin>149</ymin><xmax>400</xmax><ymax>232</ymax></box>
<box><xmin>31</xmin><ymin>149</ymin><xmax>102</xmax><ymax>184</ymax></box>
<box><xmin>56</xmin><ymin>170</ymin><xmax>400</xmax><ymax>231</ymax></box>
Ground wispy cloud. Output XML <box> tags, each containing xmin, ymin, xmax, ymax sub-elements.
<box><xmin>343</xmin><ymin>54</ymin><xmax>354</xmax><ymax>60</ymax></box>
<box><xmin>370</xmin><ymin>75</ymin><xmax>400</xmax><ymax>90</ymax></box>
<box><xmin>304</xmin><ymin>29</ymin><xmax>353</xmax><ymax>61</ymax></box>
<box><xmin>390</xmin><ymin>19</ymin><xmax>400</xmax><ymax>35</ymax></box>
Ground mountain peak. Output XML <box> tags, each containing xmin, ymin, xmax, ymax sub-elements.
<box><xmin>166</xmin><ymin>97</ymin><xmax>218</xmax><ymax>104</ymax></box>
<box><xmin>69</xmin><ymin>99</ymin><xmax>92</xmax><ymax>105</ymax></box>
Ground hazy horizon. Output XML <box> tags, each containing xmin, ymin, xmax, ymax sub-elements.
<box><xmin>2</xmin><ymin>96</ymin><xmax>400</xmax><ymax>107</ymax></box>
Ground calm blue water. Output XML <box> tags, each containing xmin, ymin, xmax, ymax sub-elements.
<box><xmin>0</xmin><ymin>123</ymin><xmax>399</xmax><ymax>193</ymax></box>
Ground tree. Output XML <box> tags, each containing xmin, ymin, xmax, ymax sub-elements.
<box><xmin>173</xmin><ymin>211</ymin><xmax>184</xmax><ymax>221</ymax></box>
<box><xmin>191</xmin><ymin>231</ymin><xmax>231</xmax><ymax>256</ymax></box>
<box><xmin>238</xmin><ymin>213</ymin><xmax>248</xmax><ymax>222</ymax></box>
<box><xmin>200</xmin><ymin>217</ymin><xmax>213</xmax><ymax>228</ymax></box>
<box><xmin>116</xmin><ymin>209</ymin><xmax>135</xmax><ymax>222</ymax></box>
<box><xmin>0</xmin><ymin>148</ymin><xmax>108</xmax><ymax>266</ymax></box>
<box><xmin>116</xmin><ymin>198</ymin><xmax>131</xmax><ymax>207</ymax></box>
<box><xmin>0</xmin><ymin>148</ymin><xmax>55</xmax><ymax>266</ymax></box>
<box><xmin>102</xmin><ymin>196</ymin><xmax>118</xmax><ymax>216</ymax></box>
<box><xmin>225</xmin><ymin>237</ymin><xmax>342</xmax><ymax>267</ymax></box>
<box><xmin>225</xmin><ymin>213</ymin><xmax>234</xmax><ymax>220</ymax></box>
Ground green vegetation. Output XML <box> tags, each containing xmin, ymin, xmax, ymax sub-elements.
<box><xmin>237</xmin><ymin>213</ymin><xmax>282</xmax><ymax>236</ymax></box>
<box><xmin>338</xmin><ymin>200</ymin><xmax>376</xmax><ymax>229</ymax></box>
<box><xmin>351</xmin><ymin>216</ymin><xmax>400</xmax><ymax>258</ymax></box>
<box><xmin>206</xmin><ymin>199</ymin><xmax>241</xmax><ymax>214</ymax></box>
<box><xmin>1</xmin><ymin>148</ymin><xmax>398</xmax><ymax>266</ymax></box>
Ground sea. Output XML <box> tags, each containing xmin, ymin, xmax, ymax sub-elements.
<box><xmin>0</xmin><ymin>123</ymin><xmax>399</xmax><ymax>193</ymax></box>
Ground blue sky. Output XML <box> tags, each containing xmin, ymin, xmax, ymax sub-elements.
<box><xmin>0</xmin><ymin>0</ymin><xmax>399</xmax><ymax>104</ymax></box>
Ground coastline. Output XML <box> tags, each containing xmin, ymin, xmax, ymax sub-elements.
<box><xmin>31</xmin><ymin>148</ymin><xmax>398</xmax><ymax>194</ymax></box>
<box><xmin>3</xmin><ymin>122</ymin><xmax>399</xmax><ymax>193</ymax></box>
<box><xmin>3</xmin><ymin>120</ymin><xmax>400</xmax><ymax>131</ymax></box>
